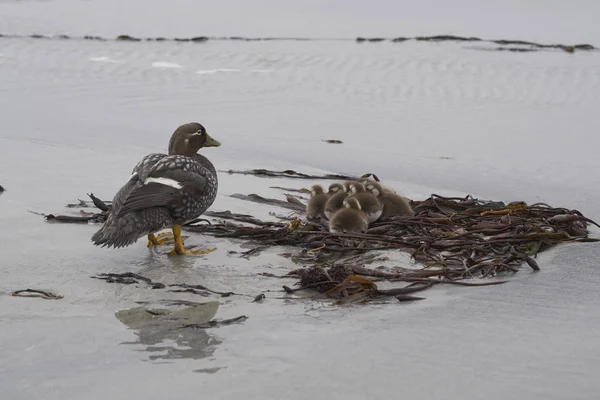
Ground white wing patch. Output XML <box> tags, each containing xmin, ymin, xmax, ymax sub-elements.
<box><xmin>144</xmin><ymin>177</ymin><xmax>183</xmax><ymax>189</ymax></box>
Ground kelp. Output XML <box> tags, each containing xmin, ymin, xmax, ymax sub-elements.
<box><xmin>91</xmin><ymin>272</ymin><xmax>166</xmax><ymax>289</ymax></box>
<box><xmin>285</xmin><ymin>264</ymin><xmax>510</xmax><ymax>304</ymax></box>
<box><xmin>228</xmin><ymin>193</ymin><xmax>306</xmax><ymax>212</ymax></box>
<box><xmin>185</xmin><ymin>194</ymin><xmax>599</xmax><ymax>265</ymax></box>
<box><xmin>220</xmin><ymin>168</ymin><xmax>360</xmax><ymax>181</ymax></box>
<box><xmin>42</xmin><ymin>172</ymin><xmax>600</xmax><ymax>304</ymax></box>
<box><xmin>184</xmin><ymin>192</ymin><xmax>599</xmax><ymax>301</ymax></box>
<box><xmin>4</xmin><ymin>33</ymin><xmax>594</xmax><ymax>54</ymax></box>
<box><xmin>11</xmin><ymin>288</ymin><xmax>63</xmax><ymax>300</ymax></box>
<box><xmin>92</xmin><ymin>272</ymin><xmax>265</xmax><ymax>300</ymax></box>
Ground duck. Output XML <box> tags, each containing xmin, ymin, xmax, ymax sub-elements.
<box><xmin>91</xmin><ymin>122</ymin><xmax>221</xmax><ymax>255</ymax></box>
<box><xmin>329</xmin><ymin>197</ymin><xmax>369</xmax><ymax>234</ymax></box>
<box><xmin>364</xmin><ymin>181</ymin><xmax>414</xmax><ymax>220</ymax></box>
<box><xmin>306</xmin><ymin>184</ymin><xmax>329</xmax><ymax>220</ymax></box>
<box><xmin>346</xmin><ymin>182</ymin><xmax>383</xmax><ymax>223</ymax></box>
<box><xmin>323</xmin><ymin>183</ymin><xmax>347</xmax><ymax>220</ymax></box>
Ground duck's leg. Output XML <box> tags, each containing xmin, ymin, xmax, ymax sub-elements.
<box><xmin>167</xmin><ymin>224</ymin><xmax>216</xmax><ymax>256</ymax></box>
<box><xmin>147</xmin><ymin>232</ymin><xmax>175</xmax><ymax>247</ymax></box>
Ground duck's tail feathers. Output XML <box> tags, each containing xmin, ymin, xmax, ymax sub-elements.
<box><xmin>91</xmin><ymin>211</ymin><xmax>171</xmax><ymax>249</ymax></box>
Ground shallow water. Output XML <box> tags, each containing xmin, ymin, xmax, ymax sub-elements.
<box><xmin>2</xmin><ymin>1</ymin><xmax>600</xmax><ymax>399</ymax></box>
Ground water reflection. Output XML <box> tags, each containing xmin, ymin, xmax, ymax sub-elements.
<box><xmin>115</xmin><ymin>301</ymin><xmax>223</xmax><ymax>361</ymax></box>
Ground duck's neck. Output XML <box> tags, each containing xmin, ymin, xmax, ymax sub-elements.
<box><xmin>191</xmin><ymin>153</ymin><xmax>217</xmax><ymax>175</ymax></box>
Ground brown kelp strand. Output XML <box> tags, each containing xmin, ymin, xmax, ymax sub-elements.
<box><xmin>181</xmin><ymin>315</ymin><xmax>248</xmax><ymax>330</ymax></box>
<box><xmin>92</xmin><ymin>272</ymin><xmax>262</xmax><ymax>299</ymax></box>
<box><xmin>11</xmin><ymin>289</ymin><xmax>64</xmax><ymax>300</ymax></box>
<box><xmin>227</xmin><ymin>193</ymin><xmax>306</xmax><ymax>212</ymax></box>
<box><xmin>220</xmin><ymin>168</ymin><xmax>361</xmax><ymax>181</ymax></box>
<box><xmin>91</xmin><ymin>272</ymin><xmax>166</xmax><ymax>289</ymax></box>
<box><xmin>2</xmin><ymin>32</ymin><xmax>594</xmax><ymax>53</ymax></box>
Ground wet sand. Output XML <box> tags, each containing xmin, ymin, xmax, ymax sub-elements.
<box><xmin>2</xmin><ymin>1</ymin><xmax>600</xmax><ymax>399</ymax></box>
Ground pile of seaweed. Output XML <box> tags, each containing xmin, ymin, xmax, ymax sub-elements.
<box><xmin>39</xmin><ymin>169</ymin><xmax>600</xmax><ymax>304</ymax></box>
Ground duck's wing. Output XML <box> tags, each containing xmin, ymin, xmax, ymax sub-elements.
<box><xmin>115</xmin><ymin>155</ymin><xmax>210</xmax><ymax>218</ymax></box>
<box><xmin>131</xmin><ymin>153</ymin><xmax>167</xmax><ymax>176</ymax></box>
<box><xmin>110</xmin><ymin>153</ymin><xmax>166</xmax><ymax>215</ymax></box>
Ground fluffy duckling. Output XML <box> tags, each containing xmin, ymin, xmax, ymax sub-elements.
<box><xmin>329</xmin><ymin>197</ymin><xmax>369</xmax><ymax>234</ymax></box>
<box><xmin>306</xmin><ymin>184</ymin><xmax>329</xmax><ymax>220</ymax></box>
<box><xmin>324</xmin><ymin>183</ymin><xmax>347</xmax><ymax>220</ymax></box>
<box><xmin>360</xmin><ymin>173</ymin><xmax>396</xmax><ymax>193</ymax></box>
<box><xmin>346</xmin><ymin>182</ymin><xmax>383</xmax><ymax>223</ymax></box>
<box><xmin>364</xmin><ymin>181</ymin><xmax>414</xmax><ymax>220</ymax></box>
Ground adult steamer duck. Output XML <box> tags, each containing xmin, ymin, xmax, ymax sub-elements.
<box><xmin>91</xmin><ymin>122</ymin><xmax>221</xmax><ymax>256</ymax></box>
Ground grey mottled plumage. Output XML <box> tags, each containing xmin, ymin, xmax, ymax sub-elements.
<box><xmin>91</xmin><ymin>122</ymin><xmax>220</xmax><ymax>249</ymax></box>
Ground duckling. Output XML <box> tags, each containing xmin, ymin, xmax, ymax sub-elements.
<box><xmin>91</xmin><ymin>122</ymin><xmax>221</xmax><ymax>256</ymax></box>
<box><xmin>329</xmin><ymin>197</ymin><xmax>369</xmax><ymax>234</ymax></box>
<box><xmin>324</xmin><ymin>183</ymin><xmax>347</xmax><ymax>220</ymax></box>
<box><xmin>364</xmin><ymin>181</ymin><xmax>414</xmax><ymax>220</ymax></box>
<box><xmin>306</xmin><ymin>184</ymin><xmax>329</xmax><ymax>220</ymax></box>
<box><xmin>360</xmin><ymin>173</ymin><xmax>396</xmax><ymax>193</ymax></box>
<box><xmin>346</xmin><ymin>182</ymin><xmax>383</xmax><ymax>223</ymax></box>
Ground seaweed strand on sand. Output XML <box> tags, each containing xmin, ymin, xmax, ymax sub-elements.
<box><xmin>3</xmin><ymin>33</ymin><xmax>595</xmax><ymax>53</ymax></box>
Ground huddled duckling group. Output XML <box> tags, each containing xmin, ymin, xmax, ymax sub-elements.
<box><xmin>306</xmin><ymin>176</ymin><xmax>414</xmax><ymax>234</ymax></box>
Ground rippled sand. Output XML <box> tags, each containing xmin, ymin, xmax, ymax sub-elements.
<box><xmin>2</xmin><ymin>3</ymin><xmax>600</xmax><ymax>400</ymax></box>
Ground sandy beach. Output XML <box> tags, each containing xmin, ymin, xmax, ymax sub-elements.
<box><xmin>1</xmin><ymin>1</ymin><xmax>600</xmax><ymax>399</ymax></box>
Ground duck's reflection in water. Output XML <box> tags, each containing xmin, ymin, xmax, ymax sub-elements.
<box><xmin>115</xmin><ymin>301</ymin><xmax>223</xmax><ymax>361</ymax></box>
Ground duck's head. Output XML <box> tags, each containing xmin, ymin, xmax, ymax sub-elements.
<box><xmin>328</xmin><ymin>183</ymin><xmax>344</xmax><ymax>195</ymax></box>
<box><xmin>310</xmin><ymin>184</ymin><xmax>325</xmax><ymax>196</ymax></box>
<box><xmin>343</xmin><ymin>197</ymin><xmax>362</xmax><ymax>210</ymax></box>
<box><xmin>364</xmin><ymin>181</ymin><xmax>383</xmax><ymax>197</ymax></box>
<box><xmin>168</xmin><ymin>122</ymin><xmax>221</xmax><ymax>156</ymax></box>
<box><xmin>348</xmin><ymin>182</ymin><xmax>366</xmax><ymax>194</ymax></box>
